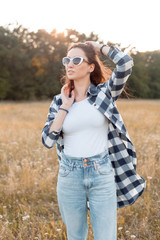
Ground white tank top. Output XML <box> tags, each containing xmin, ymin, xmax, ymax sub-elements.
<box><xmin>62</xmin><ymin>97</ymin><xmax>109</xmax><ymax>157</ymax></box>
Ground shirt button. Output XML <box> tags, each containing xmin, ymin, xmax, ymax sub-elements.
<box><xmin>84</xmin><ymin>164</ymin><xmax>88</xmax><ymax>167</ymax></box>
<box><xmin>93</xmin><ymin>103</ymin><xmax>96</xmax><ymax>106</ymax></box>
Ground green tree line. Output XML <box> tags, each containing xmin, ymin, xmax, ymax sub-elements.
<box><xmin>0</xmin><ymin>24</ymin><xmax>160</xmax><ymax>100</ymax></box>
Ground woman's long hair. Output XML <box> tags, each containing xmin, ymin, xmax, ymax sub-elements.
<box><xmin>60</xmin><ymin>43</ymin><xmax>112</xmax><ymax>92</ymax></box>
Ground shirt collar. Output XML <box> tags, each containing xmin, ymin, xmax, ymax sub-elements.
<box><xmin>86</xmin><ymin>82</ymin><xmax>98</xmax><ymax>96</ymax></box>
<box><xmin>72</xmin><ymin>82</ymin><xmax>98</xmax><ymax>103</ymax></box>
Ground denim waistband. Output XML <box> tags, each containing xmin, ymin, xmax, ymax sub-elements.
<box><xmin>61</xmin><ymin>149</ymin><xmax>109</xmax><ymax>168</ymax></box>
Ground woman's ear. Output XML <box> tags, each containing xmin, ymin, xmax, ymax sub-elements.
<box><xmin>90</xmin><ymin>63</ymin><xmax>95</xmax><ymax>73</ymax></box>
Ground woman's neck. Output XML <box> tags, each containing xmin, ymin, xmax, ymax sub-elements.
<box><xmin>74</xmin><ymin>80</ymin><xmax>91</xmax><ymax>99</ymax></box>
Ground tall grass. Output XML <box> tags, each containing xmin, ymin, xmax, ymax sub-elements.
<box><xmin>0</xmin><ymin>100</ymin><xmax>159</xmax><ymax>239</ymax></box>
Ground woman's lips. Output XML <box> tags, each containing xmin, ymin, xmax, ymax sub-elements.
<box><xmin>67</xmin><ymin>70</ymin><xmax>74</xmax><ymax>74</ymax></box>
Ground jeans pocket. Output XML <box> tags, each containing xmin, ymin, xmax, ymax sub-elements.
<box><xmin>97</xmin><ymin>158</ymin><xmax>113</xmax><ymax>175</ymax></box>
<box><xmin>58</xmin><ymin>161</ymin><xmax>72</xmax><ymax>177</ymax></box>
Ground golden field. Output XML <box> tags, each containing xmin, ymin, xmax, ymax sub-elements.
<box><xmin>0</xmin><ymin>100</ymin><xmax>159</xmax><ymax>240</ymax></box>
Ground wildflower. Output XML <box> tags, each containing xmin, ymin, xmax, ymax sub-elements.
<box><xmin>147</xmin><ymin>176</ymin><xmax>152</xmax><ymax>179</ymax></box>
<box><xmin>46</xmin><ymin>168</ymin><xmax>51</xmax><ymax>171</ymax></box>
<box><xmin>11</xmin><ymin>142</ymin><xmax>18</xmax><ymax>145</ymax></box>
<box><xmin>56</xmin><ymin>228</ymin><xmax>61</xmax><ymax>232</ymax></box>
<box><xmin>22</xmin><ymin>215</ymin><xmax>30</xmax><ymax>221</ymax></box>
<box><xmin>16</xmin><ymin>166</ymin><xmax>21</xmax><ymax>171</ymax></box>
<box><xmin>118</xmin><ymin>227</ymin><xmax>123</xmax><ymax>230</ymax></box>
<box><xmin>4</xmin><ymin>221</ymin><xmax>9</xmax><ymax>225</ymax></box>
<box><xmin>131</xmin><ymin>235</ymin><xmax>136</xmax><ymax>238</ymax></box>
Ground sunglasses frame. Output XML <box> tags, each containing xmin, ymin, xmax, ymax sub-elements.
<box><xmin>62</xmin><ymin>56</ymin><xmax>89</xmax><ymax>66</ymax></box>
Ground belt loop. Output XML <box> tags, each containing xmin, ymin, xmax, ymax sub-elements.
<box><xmin>93</xmin><ymin>162</ymin><xmax>97</xmax><ymax>170</ymax></box>
<box><xmin>71</xmin><ymin>162</ymin><xmax>74</xmax><ymax>170</ymax></box>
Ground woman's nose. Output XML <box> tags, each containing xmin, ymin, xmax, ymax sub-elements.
<box><xmin>68</xmin><ymin>59</ymin><xmax>74</xmax><ymax>67</ymax></box>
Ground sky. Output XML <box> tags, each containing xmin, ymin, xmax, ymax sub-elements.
<box><xmin>1</xmin><ymin>0</ymin><xmax>160</xmax><ymax>52</ymax></box>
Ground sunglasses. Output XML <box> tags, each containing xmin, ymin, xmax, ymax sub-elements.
<box><xmin>62</xmin><ymin>56</ymin><xmax>89</xmax><ymax>66</ymax></box>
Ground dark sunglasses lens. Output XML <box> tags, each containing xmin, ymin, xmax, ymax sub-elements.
<box><xmin>63</xmin><ymin>57</ymin><xmax>70</xmax><ymax>65</ymax></box>
<box><xmin>73</xmin><ymin>57</ymin><xmax>82</xmax><ymax>65</ymax></box>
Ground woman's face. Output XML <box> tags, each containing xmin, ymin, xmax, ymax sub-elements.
<box><xmin>65</xmin><ymin>48</ymin><xmax>94</xmax><ymax>81</ymax></box>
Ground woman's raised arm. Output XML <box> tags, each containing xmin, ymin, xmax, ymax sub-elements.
<box><xmin>85</xmin><ymin>41</ymin><xmax>134</xmax><ymax>101</ymax></box>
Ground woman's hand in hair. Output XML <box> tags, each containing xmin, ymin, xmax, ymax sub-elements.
<box><xmin>85</xmin><ymin>41</ymin><xmax>109</xmax><ymax>56</ymax></box>
<box><xmin>85</xmin><ymin>41</ymin><xmax>103</xmax><ymax>54</ymax></box>
<box><xmin>61</xmin><ymin>83</ymin><xmax>75</xmax><ymax>110</ymax></box>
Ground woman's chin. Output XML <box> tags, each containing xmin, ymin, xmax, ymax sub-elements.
<box><xmin>67</xmin><ymin>75</ymin><xmax>75</xmax><ymax>80</ymax></box>
<box><xmin>68</xmin><ymin>77</ymin><xmax>74</xmax><ymax>80</ymax></box>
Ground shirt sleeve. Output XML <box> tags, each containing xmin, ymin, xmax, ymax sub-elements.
<box><xmin>101</xmin><ymin>46</ymin><xmax>134</xmax><ymax>101</ymax></box>
<box><xmin>41</xmin><ymin>95</ymin><xmax>62</xmax><ymax>148</ymax></box>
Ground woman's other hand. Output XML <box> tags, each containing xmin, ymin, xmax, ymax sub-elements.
<box><xmin>85</xmin><ymin>41</ymin><xmax>102</xmax><ymax>54</ymax></box>
<box><xmin>85</xmin><ymin>41</ymin><xmax>109</xmax><ymax>56</ymax></box>
<box><xmin>61</xmin><ymin>83</ymin><xmax>75</xmax><ymax>109</ymax></box>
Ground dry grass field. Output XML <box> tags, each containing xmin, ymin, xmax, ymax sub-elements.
<box><xmin>0</xmin><ymin>99</ymin><xmax>159</xmax><ymax>240</ymax></box>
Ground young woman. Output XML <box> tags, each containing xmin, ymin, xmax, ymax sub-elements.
<box><xmin>42</xmin><ymin>41</ymin><xmax>146</xmax><ymax>240</ymax></box>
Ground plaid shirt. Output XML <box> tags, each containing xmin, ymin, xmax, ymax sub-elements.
<box><xmin>42</xmin><ymin>46</ymin><xmax>146</xmax><ymax>208</ymax></box>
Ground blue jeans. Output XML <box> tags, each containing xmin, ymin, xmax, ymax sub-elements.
<box><xmin>56</xmin><ymin>149</ymin><xmax>117</xmax><ymax>240</ymax></box>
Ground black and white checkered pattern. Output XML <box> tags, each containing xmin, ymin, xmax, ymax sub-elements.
<box><xmin>42</xmin><ymin>46</ymin><xmax>146</xmax><ymax>208</ymax></box>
